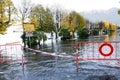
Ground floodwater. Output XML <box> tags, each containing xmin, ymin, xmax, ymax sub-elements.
<box><xmin>0</xmin><ymin>26</ymin><xmax>120</xmax><ymax>80</ymax></box>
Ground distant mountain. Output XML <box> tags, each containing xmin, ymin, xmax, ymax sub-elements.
<box><xmin>80</xmin><ymin>7</ymin><xmax>120</xmax><ymax>26</ymax></box>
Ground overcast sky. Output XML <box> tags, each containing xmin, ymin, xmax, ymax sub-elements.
<box><xmin>12</xmin><ymin>0</ymin><xmax>120</xmax><ymax>12</ymax></box>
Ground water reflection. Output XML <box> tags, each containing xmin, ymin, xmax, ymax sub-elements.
<box><xmin>109</xmin><ymin>31</ymin><xmax>117</xmax><ymax>41</ymax></box>
<box><xmin>103</xmin><ymin>31</ymin><xmax>117</xmax><ymax>41</ymax></box>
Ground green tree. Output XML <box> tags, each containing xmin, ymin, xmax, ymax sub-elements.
<box><xmin>29</xmin><ymin>5</ymin><xmax>55</xmax><ymax>33</ymax></box>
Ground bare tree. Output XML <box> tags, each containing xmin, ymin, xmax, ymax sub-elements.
<box><xmin>17</xmin><ymin>0</ymin><xmax>32</xmax><ymax>25</ymax></box>
<box><xmin>53</xmin><ymin>8</ymin><xmax>64</xmax><ymax>39</ymax></box>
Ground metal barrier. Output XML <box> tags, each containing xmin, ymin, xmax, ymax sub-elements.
<box><xmin>24</xmin><ymin>41</ymin><xmax>120</xmax><ymax>72</ymax></box>
<box><xmin>0</xmin><ymin>42</ymin><xmax>24</xmax><ymax>66</ymax></box>
<box><xmin>75</xmin><ymin>41</ymin><xmax>120</xmax><ymax>71</ymax></box>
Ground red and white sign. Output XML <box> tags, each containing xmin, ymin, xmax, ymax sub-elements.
<box><xmin>99</xmin><ymin>43</ymin><xmax>114</xmax><ymax>56</ymax></box>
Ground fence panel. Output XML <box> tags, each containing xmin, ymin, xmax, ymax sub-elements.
<box><xmin>76</xmin><ymin>41</ymin><xmax>120</xmax><ymax>60</ymax></box>
<box><xmin>0</xmin><ymin>42</ymin><xmax>23</xmax><ymax>62</ymax></box>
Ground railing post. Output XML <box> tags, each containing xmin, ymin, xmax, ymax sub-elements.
<box><xmin>22</xmin><ymin>54</ymin><xmax>24</xmax><ymax>67</ymax></box>
<box><xmin>76</xmin><ymin>53</ymin><xmax>79</xmax><ymax>72</ymax></box>
<box><xmin>0</xmin><ymin>44</ymin><xmax>1</xmax><ymax>60</ymax></box>
<box><xmin>76</xmin><ymin>43</ymin><xmax>79</xmax><ymax>72</ymax></box>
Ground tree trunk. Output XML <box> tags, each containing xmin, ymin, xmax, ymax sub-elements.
<box><xmin>8</xmin><ymin>5</ymin><xmax>11</xmax><ymax>23</ymax></box>
<box><xmin>73</xmin><ymin>31</ymin><xmax>75</xmax><ymax>38</ymax></box>
<box><xmin>55</xmin><ymin>32</ymin><xmax>58</xmax><ymax>39</ymax></box>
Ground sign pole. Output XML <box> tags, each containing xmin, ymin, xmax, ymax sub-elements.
<box><xmin>28</xmin><ymin>36</ymin><xmax>31</xmax><ymax>48</ymax></box>
<box><xmin>29</xmin><ymin>36</ymin><xmax>31</xmax><ymax>48</ymax></box>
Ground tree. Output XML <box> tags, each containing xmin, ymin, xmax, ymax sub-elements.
<box><xmin>98</xmin><ymin>20</ymin><xmax>117</xmax><ymax>35</ymax></box>
<box><xmin>98</xmin><ymin>21</ymin><xmax>105</xmax><ymax>35</ymax></box>
<box><xmin>53</xmin><ymin>9</ymin><xmax>63</xmax><ymax>39</ymax></box>
<box><xmin>61</xmin><ymin>11</ymin><xmax>86</xmax><ymax>38</ymax></box>
<box><xmin>17</xmin><ymin>0</ymin><xmax>32</xmax><ymax>25</ymax></box>
<box><xmin>42</xmin><ymin>8</ymin><xmax>55</xmax><ymax>32</ymax></box>
<box><xmin>21</xmin><ymin>5</ymin><xmax>55</xmax><ymax>47</ymax></box>
<box><xmin>29</xmin><ymin>5</ymin><xmax>55</xmax><ymax>33</ymax></box>
<box><xmin>0</xmin><ymin>0</ymin><xmax>16</xmax><ymax>34</ymax></box>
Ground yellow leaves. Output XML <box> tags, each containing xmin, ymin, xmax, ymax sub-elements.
<box><xmin>61</xmin><ymin>11</ymin><xmax>86</xmax><ymax>32</ymax></box>
<box><xmin>0</xmin><ymin>0</ymin><xmax>13</xmax><ymax>7</ymax></box>
<box><xmin>118</xmin><ymin>10</ymin><xmax>120</xmax><ymax>14</ymax></box>
<box><xmin>102</xmin><ymin>20</ymin><xmax>109</xmax><ymax>29</ymax></box>
<box><xmin>7</xmin><ymin>0</ymin><xmax>13</xmax><ymax>3</ymax></box>
<box><xmin>110</xmin><ymin>24</ymin><xmax>117</xmax><ymax>31</ymax></box>
<box><xmin>30</xmin><ymin>17</ymin><xmax>39</xmax><ymax>30</ymax></box>
<box><xmin>0</xmin><ymin>1</ymin><xmax>7</xmax><ymax>7</ymax></box>
<box><xmin>0</xmin><ymin>14</ymin><xmax>8</xmax><ymax>22</ymax></box>
<box><xmin>6</xmin><ymin>0</ymin><xmax>14</xmax><ymax>6</ymax></box>
<box><xmin>101</xmin><ymin>20</ymin><xmax>117</xmax><ymax>31</ymax></box>
<box><xmin>61</xmin><ymin>15</ymin><xmax>70</xmax><ymax>29</ymax></box>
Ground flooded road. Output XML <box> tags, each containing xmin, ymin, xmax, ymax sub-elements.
<box><xmin>0</xmin><ymin>26</ymin><xmax>120</xmax><ymax>80</ymax></box>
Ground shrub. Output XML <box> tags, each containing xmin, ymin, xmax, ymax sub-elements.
<box><xmin>59</xmin><ymin>28</ymin><xmax>70</xmax><ymax>40</ymax></box>
<box><xmin>93</xmin><ymin>29</ymin><xmax>99</xmax><ymax>36</ymax></box>
<box><xmin>78</xmin><ymin>28</ymin><xmax>89</xmax><ymax>39</ymax></box>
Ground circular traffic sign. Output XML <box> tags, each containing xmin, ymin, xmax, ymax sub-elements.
<box><xmin>99</xmin><ymin>43</ymin><xmax>114</xmax><ymax>56</ymax></box>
